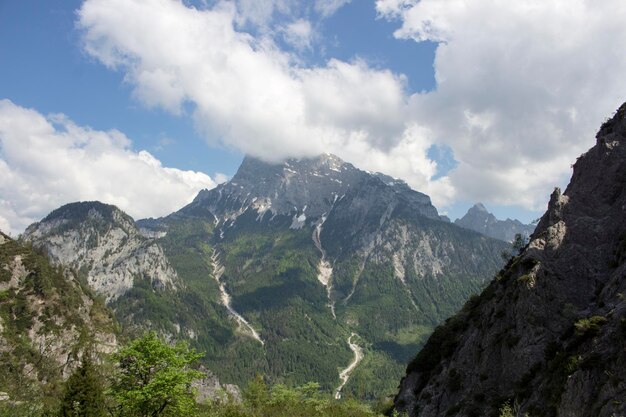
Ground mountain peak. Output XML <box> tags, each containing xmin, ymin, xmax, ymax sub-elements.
<box><xmin>455</xmin><ymin>202</ymin><xmax>534</xmax><ymax>242</ymax></box>
<box><xmin>470</xmin><ymin>202</ymin><xmax>488</xmax><ymax>212</ymax></box>
<box><xmin>187</xmin><ymin>153</ymin><xmax>440</xmax><ymax>223</ymax></box>
<box><xmin>395</xmin><ymin>101</ymin><xmax>626</xmax><ymax>417</ymax></box>
<box><xmin>23</xmin><ymin>201</ymin><xmax>179</xmax><ymax>301</ymax></box>
<box><xmin>34</xmin><ymin>201</ymin><xmax>136</xmax><ymax>236</ymax></box>
<box><xmin>234</xmin><ymin>153</ymin><xmax>353</xmax><ymax>182</ymax></box>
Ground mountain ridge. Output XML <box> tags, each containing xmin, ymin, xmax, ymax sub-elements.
<box><xmin>24</xmin><ymin>153</ymin><xmax>509</xmax><ymax>399</ymax></box>
<box><xmin>394</xmin><ymin>102</ymin><xmax>626</xmax><ymax>416</ymax></box>
<box><xmin>454</xmin><ymin>202</ymin><xmax>535</xmax><ymax>242</ymax></box>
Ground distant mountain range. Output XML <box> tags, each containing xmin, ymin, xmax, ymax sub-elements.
<box><xmin>394</xmin><ymin>102</ymin><xmax>626</xmax><ymax>417</ymax></box>
<box><xmin>455</xmin><ymin>203</ymin><xmax>536</xmax><ymax>242</ymax></box>
<box><xmin>20</xmin><ymin>153</ymin><xmax>508</xmax><ymax>399</ymax></box>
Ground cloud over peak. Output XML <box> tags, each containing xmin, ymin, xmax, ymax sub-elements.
<box><xmin>0</xmin><ymin>100</ymin><xmax>216</xmax><ymax>234</ymax></box>
<box><xmin>77</xmin><ymin>0</ymin><xmax>626</xmax><ymax>214</ymax></box>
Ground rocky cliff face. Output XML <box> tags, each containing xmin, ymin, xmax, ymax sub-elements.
<box><xmin>0</xmin><ymin>231</ymin><xmax>117</xmax><ymax>404</ymax></box>
<box><xmin>455</xmin><ymin>203</ymin><xmax>535</xmax><ymax>242</ymax></box>
<box><xmin>182</xmin><ymin>153</ymin><xmax>440</xmax><ymax>223</ymax></box>
<box><xmin>394</xmin><ymin>103</ymin><xmax>626</xmax><ymax>417</ymax></box>
<box><xmin>23</xmin><ymin>202</ymin><xmax>179</xmax><ymax>302</ymax></box>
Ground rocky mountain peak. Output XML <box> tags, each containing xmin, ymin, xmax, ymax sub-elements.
<box><xmin>185</xmin><ymin>153</ymin><xmax>440</xmax><ymax>224</ymax></box>
<box><xmin>455</xmin><ymin>202</ymin><xmax>534</xmax><ymax>242</ymax></box>
<box><xmin>23</xmin><ymin>201</ymin><xmax>179</xmax><ymax>302</ymax></box>
<box><xmin>37</xmin><ymin>201</ymin><xmax>137</xmax><ymax>236</ymax></box>
<box><xmin>394</xmin><ymin>102</ymin><xmax>626</xmax><ymax>417</ymax></box>
<box><xmin>470</xmin><ymin>202</ymin><xmax>488</xmax><ymax>213</ymax></box>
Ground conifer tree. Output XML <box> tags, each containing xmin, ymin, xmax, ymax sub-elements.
<box><xmin>59</xmin><ymin>355</ymin><xmax>106</xmax><ymax>417</ymax></box>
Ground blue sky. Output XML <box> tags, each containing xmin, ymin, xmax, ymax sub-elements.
<box><xmin>2</xmin><ymin>0</ymin><xmax>626</xmax><ymax>233</ymax></box>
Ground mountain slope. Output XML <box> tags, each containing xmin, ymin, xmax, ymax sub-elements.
<box><xmin>23</xmin><ymin>202</ymin><xmax>179</xmax><ymax>302</ymax></box>
<box><xmin>0</xmin><ymin>231</ymin><xmax>117</xmax><ymax>410</ymax></box>
<box><xmin>22</xmin><ymin>202</ymin><xmax>247</xmax><ymax>364</ymax></box>
<box><xmin>140</xmin><ymin>153</ymin><xmax>508</xmax><ymax>398</ymax></box>
<box><xmin>394</xmin><ymin>103</ymin><xmax>626</xmax><ymax>416</ymax></box>
<box><xmin>454</xmin><ymin>203</ymin><xmax>535</xmax><ymax>242</ymax></box>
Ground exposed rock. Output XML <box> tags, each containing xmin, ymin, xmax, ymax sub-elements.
<box><xmin>394</xmin><ymin>102</ymin><xmax>626</xmax><ymax>417</ymax></box>
<box><xmin>455</xmin><ymin>202</ymin><xmax>536</xmax><ymax>242</ymax></box>
<box><xmin>23</xmin><ymin>201</ymin><xmax>179</xmax><ymax>302</ymax></box>
<box><xmin>0</xmin><ymin>230</ymin><xmax>118</xmax><ymax>402</ymax></box>
<box><xmin>193</xmin><ymin>367</ymin><xmax>241</xmax><ymax>404</ymax></box>
<box><xmin>180</xmin><ymin>153</ymin><xmax>441</xmax><ymax>223</ymax></box>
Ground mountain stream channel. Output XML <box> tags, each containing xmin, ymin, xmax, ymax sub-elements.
<box><xmin>211</xmin><ymin>251</ymin><xmax>264</xmax><ymax>345</ymax></box>
<box><xmin>334</xmin><ymin>333</ymin><xmax>364</xmax><ymax>399</ymax></box>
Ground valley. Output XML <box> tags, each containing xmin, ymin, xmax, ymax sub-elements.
<box><xmin>2</xmin><ymin>1</ymin><xmax>624</xmax><ymax>415</ymax></box>
<box><xmin>16</xmin><ymin>153</ymin><xmax>509</xmax><ymax>402</ymax></box>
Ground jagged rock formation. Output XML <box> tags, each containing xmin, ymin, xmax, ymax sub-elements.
<box><xmin>455</xmin><ymin>203</ymin><xmax>535</xmax><ymax>242</ymax></box>
<box><xmin>394</xmin><ymin>103</ymin><xmax>626</xmax><ymax>417</ymax></box>
<box><xmin>23</xmin><ymin>202</ymin><xmax>179</xmax><ymax>302</ymax></box>
<box><xmin>193</xmin><ymin>367</ymin><xmax>242</xmax><ymax>404</ymax></box>
<box><xmin>0</xmin><ymin>230</ymin><xmax>117</xmax><ymax>404</ymax></box>
<box><xmin>183</xmin><ymin>153</ymin><xmax>440</xmax><ymax>223</ymax></box>
<box><xmin>138</xmin><ymin>153</ymin><xmax>508</xmax><ymax>397</ymax></box>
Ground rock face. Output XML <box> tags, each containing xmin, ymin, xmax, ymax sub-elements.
<box><xmin>23</xmin><ymin>201</ymin><xmax>179</xmax><ymax>302</ymax></box>
<box><xmin>184</xmin><ymin>153</ymin><xmax>440</xmax><ymax>222</ymax></box>
<box><xmin>0</xmin><ymin>230</ymin><xmax>117</xmax><ymax>403</ymax></box>
<box><xmin>394</xmin><ymin>103</ymin><xmax>626</xmax><ymax>417</ymax></box>
<box><xmin>455</xmin><ymin>203</ymin><xmax>535</xmax><ymax>242</ymax></box>
<box><xmin>138</xmin><ymin>153</ymin><xmax>508</xmax><ymax>398</ymax></box>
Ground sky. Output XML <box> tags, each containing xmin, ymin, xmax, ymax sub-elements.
<box><xmin>2</xmin><ymin>0</ymin><xmax>626</xmax><ymax>234</ymax></box>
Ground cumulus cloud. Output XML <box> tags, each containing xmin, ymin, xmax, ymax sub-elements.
<box><xmin>0</xmin><ymin>100</ymin><xmax>216</xmax><ymax>234</ymax></box>
<box><xmin>232</xmin><ymin>0</ymin><xmax>351</xmax><ymax>28</ymax></box>
<box><xmin>77</xmin><ymin>0</ymin><xmax>626</xmax><ymax>213</ymax></box>
<box><xmin>376</xmin><ymin>0</ymin><xmax>626</xmax><ymax>208</ymax></box>
<box><xmin>314</xmin><ymin>0</ymin><xmax>352</xmax><ymax>17</ymax></box>
<box><xmin>280</xmin><ymin>19</ymin><xmax>313</xmax><ymax>50</ymax></box>
<box><xmin>77</xmin><ymin>0</ymin><xmax>443</xmax><ymax>201</ymax></box>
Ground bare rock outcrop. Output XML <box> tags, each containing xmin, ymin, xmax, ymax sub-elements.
<box><xmin>394</xmin><ymin>103</ymin><xmax>626</xmax><ymax>417</ymax></box>
<box><xmin>23</xmin><ymin>201</ymin><xmax>179</xmax><ymax>302</ymax></box>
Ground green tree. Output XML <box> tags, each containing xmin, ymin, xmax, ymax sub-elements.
<box><xmin>501</xmin><ymin>233</ymin><xmax>529</xmax><ymax>261</ymax></box>
<box><xmin>111</xmin><ymin>332</ymin><xmax>204</xmax><ymax>417</ymax></box>
<box><xmin>59</xmin><ymin>354</ymin><xmax>106</xmax><ymax>417</ymax></box>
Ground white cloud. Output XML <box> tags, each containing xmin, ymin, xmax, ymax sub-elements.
<box><xmin>280</xmin><ymin>19</ymin><xmax>313</xmax><ymax>50</ymax></box>
<box><xmin>232</xmin><ymin>0</ymin><xmax>350</xmax><ymax>27</ymax></box>
<box><xmin>77</xmin><ymin>0</ymin><xmax>626</xmax><ymax>214</ymax></box>
<box><xmin>0</xmin><ymin>100</ymin><xmax>216</xmax><ymax>234</ymax></box>
<box><xmin>77</xmin><ymin>0</ymin><xmax>440</xmax><ymax>202</ymax></box>
<box><xmin>314</xmin><ymin>0</ymin><xmax>352</xmax><ymax>17</ymax></box>
<box><xmin>377</xmin><ymin>0</ymin><xmax>626</xmax><ymax>209</ymax></box>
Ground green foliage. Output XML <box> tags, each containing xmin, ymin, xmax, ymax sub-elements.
<box><xmin>59</xmin><ymin>355</ymin><xmax>106</xmax><ymax>417</ymax></box>
<box><xmin>110</xmin><ymin>332</ymin><xmax>204</xmax><ymax>417</ymax></box>
<box><xmin>0</xmin><ymin>235</ymin><xmax>118</xmax><ymax>416</ymax></box>
<box><xmin>501</xmin><ymin>233</ymin><xmax>529</xmax><ymax>261</ymax></box>
<box><xmin>406</xmin><ymin>315</ymin><xmax>468</xmax><ymax>375</ymax></box>
<box><xmin>200</xmin><ymin>378</ymin><xmax>382</xmax><ymax>417</ymax></box>
<box><xmin>574</xmin><ymin>316</ymin><xmax>607</xmax><ymax>337</ymax></box>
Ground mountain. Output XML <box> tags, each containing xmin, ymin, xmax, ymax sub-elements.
<box><xmin>140</xmin><ymin>153</ymin><xmax>509</xmax><ymax>398</ymax></box>
<box><xmin>454</xmin><ymin>203</ymin><xmax>535</xmax><ymax>242</ymax></box>
<box><xmin>22</xmin><ymin>201</ymin><xmax>240</xmax><ymax>358</ymax></box>
<box><xmin>0</xmin><ymin>230</ymin><xmax>117</xmax><ymax>409</ymax></box>
<box><xmin>24</xmin><ymin>202</ymin><xmax>179</xmax><ymax>302</ymax></box>
<box><xmin>394</xmin><ymin>103</ymin><xmax>626</xmax><ymax>416</ymax></box>
<box><xmin>25</xmin><ymin>154</ymin><xmax>509</xmax><ymax>400</ymax></box>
